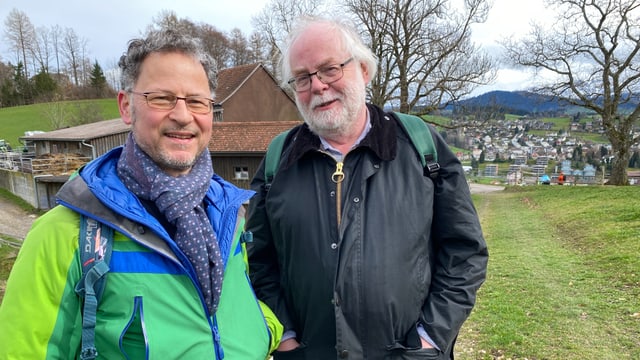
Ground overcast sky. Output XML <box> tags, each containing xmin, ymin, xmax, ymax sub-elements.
<box><xmin>0</xmin><ymin>0</ymin><xmax>551</xmax><ymax>97</ymax></box>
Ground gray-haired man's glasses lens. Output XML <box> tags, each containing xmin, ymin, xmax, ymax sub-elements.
<box><xmin>287</xmin><ymin>58</ymin><xmax>354</xmax><ymax>92</ymax></box>
<box><xmin>130</xmin><ymin>91</ymin><xmax>214</xmax><ymax>114</ymax></box>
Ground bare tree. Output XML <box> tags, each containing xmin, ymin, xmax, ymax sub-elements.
<box><xmin>3</xmin><ymin>8</ymin><xmax>36</xmax><ymax>78</ymax></box>
<box><xmin>199</xmin><ymin>23</ymin><xmax>230</xmax><ymax>69</ymax></box>
<box><xmin>228</xmin><ymin>28</ymin><xmax>251</xmax><ymax>66</ymax></box>
<box><xmin>147</xmin><ymin>10</ymin><xmax>200</xmax><ymax>37</ymax></box>
<box><xmin>148</xmin><ymin>11</ymin><xmax>231</xmax><ymax>69</ymax></box>
<box><xmin>41</xmin><ymin>94</ymin><xmax>71</xmax><ymax>129</ymax></box>
<box><xmin>502</xmin><ymin>0</ymin><xmax>640</xmax><ymax>185</ymax></box>
<box><xmin>247</xmin><ymin>31</ymin><xmax>269</xmax><ymax>65</ymax></box>
<box><xmin>61</xmin><ymin>27</ymin><xmax>83</xmax><ymax>86</ymax></box>
<box><xmin>50</xmin><ymin>24</ymin><xmax>63</xmax><ymax>74</ymax></box>
<box><xmin>0</xmin><ymin>61</ymin><xmax>12</xmax><ymax>82</ymax></box>
<box><xmin>31</xmin><ymin>26</ymin><xmax>52</xmax><ymax>73</ymax></box>
<box><xmin>344</xmin><ymin>0</ymin><xmax>495</xmax><ymax>114</ymax></box>
<box><xmin>80</xmin><ymin>40</ymin><xmax>91</xmax><ymax>86</ymax></box>
<box><xmin>104</xmin><ymin>58</ymin><xmax>121</xmax><ymax>92</ymax></box>
<box><xmin>252</xmin><ymin>0</ymin><xmax>324</xmax><ymax>78</ymax></box>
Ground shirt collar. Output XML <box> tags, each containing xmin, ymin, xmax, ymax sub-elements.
<box><xmin>319</xmin><ymin>110</ymin><xmax>372</xmax><ymax>161</ymax></box>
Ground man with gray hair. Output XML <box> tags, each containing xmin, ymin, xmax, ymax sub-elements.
<box><xmin>247</xmin><ymin>15</ymin><xmax>488</xmax><ymax>359</ymax></box>
<box><xmin>0</xmin><ymin>29</ymin><xmax>280</xmax><ymax>359</ymax></box>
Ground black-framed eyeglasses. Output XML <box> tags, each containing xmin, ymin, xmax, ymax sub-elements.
<box><xmin>287</xmin><ymin>57</ymin><xmax>354</xmax><ymax>92</ymax></box>
<box><xmin>129</xmin><ymin>91</ymin><xmax>214</xmax><ymax>114</ymax></box>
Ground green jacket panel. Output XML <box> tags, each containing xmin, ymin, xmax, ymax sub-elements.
<box><xmin>0</xmin><ymin>206</ymin><xmax>82</xmax><ymax>359</ymax></box>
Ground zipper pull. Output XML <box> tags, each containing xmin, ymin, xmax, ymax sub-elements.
<box><xmin>332</xmin><ymin>162</ymin><xmax>344</xmax><ymax>183</ymax></box>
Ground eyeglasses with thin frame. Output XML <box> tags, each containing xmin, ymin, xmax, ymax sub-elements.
<box><xmin>129</xmin><ymin>91</ymin><xmax>214</xmax><ymax>114</ymax></box>
<box><xmin>287</xmin><ymin>57</ymin><xmax>354</xmax><ymax>92</ymax></box>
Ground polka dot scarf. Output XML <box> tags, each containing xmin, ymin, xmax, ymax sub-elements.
<box><xmin>117</xmin><ymin>134</ymin><xmax>223</xmax><ymax>315</ymax></box>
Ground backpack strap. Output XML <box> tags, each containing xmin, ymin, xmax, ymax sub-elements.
<box><xmin>264</xmin><ymin>129</ymin><xmax>291</xmax><ymax>192</ymax></box>
<box><xmin>392</xmin><ymin>112</ymin><xmax>440</xmax><ymax>179</ymax></box>
<box><xmin>74</xmin><ymin>215</ymin><xmax>113</xmax><ymax>360</ymax></box>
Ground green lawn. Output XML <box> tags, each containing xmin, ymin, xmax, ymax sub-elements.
<box><xmin>0</xmin><ymin>98</ymin><xmax>120</xmax><ymax>149</ymax></box>
<box><xmin>458</xmin><ymin>186</ymin><xmax>640</xmax><ymax>359</ymax></box>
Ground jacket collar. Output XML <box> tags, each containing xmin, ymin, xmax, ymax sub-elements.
<box><xmin>283</xmin><ymin>104</ymin><xmax>397</xmax><ymax>169</ymax></box>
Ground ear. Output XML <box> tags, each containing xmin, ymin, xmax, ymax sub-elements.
<box><xmin>118</xmin><ymin>91</ymin><xmax>133</xmax><ymax>125</ymax></box>
<box><xmin>359</xmin><ymin>61</ymin><xmax>371</xmax><ymax>84</ymax></box>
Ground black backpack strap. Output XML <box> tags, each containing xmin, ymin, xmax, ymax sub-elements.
<box><xmin>74</xmin><ymin>215</ymin><xmax>113</xmax><ymax>360</ymax></box>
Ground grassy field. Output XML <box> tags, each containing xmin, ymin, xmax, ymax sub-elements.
<box><xmin>0</xmin><ymin>98</ymin><xmax>120</xmax><ymax>148</ymax></box>
<box><xmin>1</xmin><ymin>185</ymin><xmax>638</xmax><ymax>358</ymax></box>
<box><xmin>458</xmin><ymin>186</ymin><xmax>639</xmax><ymax>359</ymax></box>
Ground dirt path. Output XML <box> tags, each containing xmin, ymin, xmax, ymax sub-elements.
<box><xmin>0</xmin><ymin>198</ymin><xmax>37</xmax><ymax>241</ymax></box>
<box><xmin>469</xmin><ymin>183</ymin><xmax>505</xmax><ymax>194</ymax></box>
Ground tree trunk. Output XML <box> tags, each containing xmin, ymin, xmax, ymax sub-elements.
<box><xmin>608</xmin><ymin>137</ymin><xmax>630</xmax><ymax>185</ymax></box>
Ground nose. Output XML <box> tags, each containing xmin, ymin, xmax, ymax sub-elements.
<box><xmin>170</xmin><ymin>98</ymin><xmax>193</xmax><ymax>124</ymax></box>
<box><xmin>309</xmin><ymin>73</ymin><xmax>329</xmax><ymax>92</ymax></box>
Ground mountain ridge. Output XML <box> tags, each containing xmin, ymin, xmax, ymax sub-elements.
<box><xmin>454</xmin><ymin>90</ymin><xmax>639</xmax><ymax>115</ymax></box>
<box><xmin>454</xmin><ymin>90</ymin><xmax>568</xmax><ymax>115</ymax></box>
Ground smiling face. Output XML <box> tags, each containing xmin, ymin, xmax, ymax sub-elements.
<box><xmin>118</xmin><ymin>51</ymin><xmax>213</xmax><ymax>177</ymax></box>
<box><xmin>289</xmin><ymin>23</ymin><xmax>370</xmax><ymax>140</ymax></box>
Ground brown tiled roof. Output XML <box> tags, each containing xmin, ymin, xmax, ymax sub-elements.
<box><xmin>209</xmin><ymin>121</ymin><xmax>302</xmax><ymax>153</ymax></box>
<box><xmin>20</xmin><ymin>118</ymin><xmax>130</xmax><ymax>141</ymax></box>
<box><xmin>215</xmin><ymin>63</ymin><xmax>264</xmax><ymax>104</ymax></box>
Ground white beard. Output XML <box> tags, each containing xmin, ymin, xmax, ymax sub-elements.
<box><xmin>297</xmin><ymin>78</ymin><xmax>367</xmax><ymax>139</ymax></box>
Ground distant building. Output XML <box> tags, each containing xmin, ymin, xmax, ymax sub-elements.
<box><xmin>208</xmin><ymin>121</ymin><xmax>301</xmax><ymax>189</ymax></box>
<box><xmin>484</xmin><ymin>164</ymin><xmax>499</xmax><ymax>177</ymax></box>
<box><xmin>213</xmin><ymin>63</ymin><xmax>301</xmax><ymax>123</ymax></box>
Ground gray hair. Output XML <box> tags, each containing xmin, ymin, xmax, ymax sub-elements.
<box><xmin>279</xmin><ymin>15</ymin><xmax>378</xmax><ymax>88</ymax></box>
<box><xmin>118</xmin><ymin>29</ymin><xmax>217</xmax><ymax>96</ymax></box>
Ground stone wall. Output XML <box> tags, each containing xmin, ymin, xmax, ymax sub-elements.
<box><xmin>0</xmin><ymin>169</ymin><xmax>46</xmax><ymax>209</ymax></box>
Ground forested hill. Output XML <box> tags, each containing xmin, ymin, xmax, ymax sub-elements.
<box><xmin>454</xmin><ymin>90</ymin><xmax>639</xmax><ymax>116</ymax></box>
<box><xmin>455</xmin><ymin>91</ymin><xmax>567</xmax><ymax>115</ymax></box>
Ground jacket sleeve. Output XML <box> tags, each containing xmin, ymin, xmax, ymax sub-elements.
<box><xmin>422</xmin><ymin>128</ymin><xmax>489</xmax><ymax>352</ymax></box>
<box><xmin>239</xmin><ymin>233</ymin><xmax>284</xmax><ymax>354</ymax></box>
<box><xmin>259</xmin><ymin>300</ymin><xmax>284</xmax><ymax>355</ymax></box>
<box><xmin>246</xmin><ymin>158</ymin><xmax>296</xmax><ymax>335</ymax></box>
<box><xmin>0</xmin><ymin>206</ymin><xmax>83</xmax><ymax>359</ymax></box>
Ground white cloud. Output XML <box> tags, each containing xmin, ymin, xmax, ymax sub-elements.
<box><xmin>469</xmin><ymin>0</ymin><xmax>555</xmax><ymax>96</ymax></box>
<box><xmin>0</xmin><ymin>0</ymin><xmax>263</xmax><ymax>68</ymax></box>
<box><xmin>1</xmin><ymin>0</ymin><xmax>554</xmax><ymax>97</ymax></box>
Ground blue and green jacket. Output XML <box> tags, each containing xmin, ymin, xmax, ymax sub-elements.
<box><xmin>0</xmin><ymin>147</ymin><xmax>281</xmax><ymax>359</ymax></box>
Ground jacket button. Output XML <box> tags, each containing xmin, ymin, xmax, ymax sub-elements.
<box><xmin>339</xmin><ymin>350</ymin><xmax>349</xmax><ymax>358</ymax></box>
<box><xmin>330</xmin><ymin>243</ymin><xmax>338</xmax><ymax>249</ymax></box>
<box><xmin>352</xmin><ymin>197</ymin><xmax>360</xmax><ymax>203</ymax></box>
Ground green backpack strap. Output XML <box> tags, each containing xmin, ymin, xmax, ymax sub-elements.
<box><xmin>393</xmin><ymin>112</ymin><xmax>440</xmax><ymax>179</ymax></box>
<box><xmin>264</xmin><ymin>114</ymin><xmax>439</xmax><ymax>186</ymax></box>
<box><xmin>74</xmin><ymin>215</ymin><xmax>113</xmax><ymax>360</ymax></box>
<box><xmin>264</xmin><ymin>129</ymin><xmax>290</xmax><ymax>191</ymax></box>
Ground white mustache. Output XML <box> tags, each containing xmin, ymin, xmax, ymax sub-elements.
<box><xmin>309</xmin><ymin>93</ymin><xmax>342</xmax><ymax>108</ymax></box>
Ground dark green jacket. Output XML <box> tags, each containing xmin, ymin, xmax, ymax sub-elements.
<box><xmin>247</xmin><ymin>104</ymin><xmax>488</xmax><ymax>359</ymax></box>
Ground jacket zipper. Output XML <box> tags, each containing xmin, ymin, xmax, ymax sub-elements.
<box><xmin>332</xmin><ymin>161</ymin><xmax>345</xmax><ymax>227</ymax></box>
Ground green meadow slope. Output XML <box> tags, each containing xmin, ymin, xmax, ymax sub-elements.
<box><xmin>0</xmin><ymin>99</ymin><xmax>120</xmax><ymax>148</ymax></box>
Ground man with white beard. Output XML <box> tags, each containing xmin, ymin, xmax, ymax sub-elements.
<box><xmin>246</xmin><ymin>15</ymin><xmax>488</xmax><ymax>360</ymax></box>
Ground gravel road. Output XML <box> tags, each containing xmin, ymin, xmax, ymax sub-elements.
<box><xmin>469</xmin><ymin>183</ymin><xmax>505</xmax><ymax>194</ymax></box>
